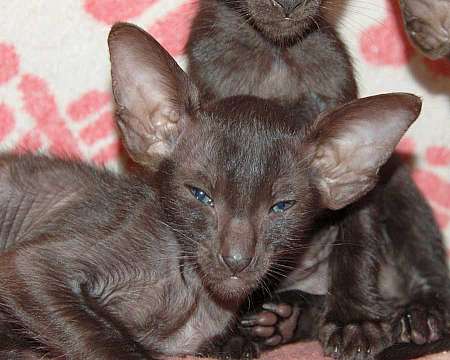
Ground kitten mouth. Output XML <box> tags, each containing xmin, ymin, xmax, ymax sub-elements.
<box><xmin>217</xmin><ymin>273</ymin><xmax>253</xmax><ymax>289</ymax></box>
<box><xmin>252</xmin><ymin>17</ymin><xmax>314</xmax><ymax>43</ymax></box>
<box><xmin>247</xmin><ymin>1</ymin><xmax>321</xmax><ymax>42</ymax></box>
<box><xmin>201</xmin><ymin>271</ymin><xmax>259</xmax><ymax>304</ymax></box>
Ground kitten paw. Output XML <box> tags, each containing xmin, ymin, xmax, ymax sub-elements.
<box><xmin>396</xmin><ymin>301</ymin><xmax>446</xmax><ymax>345</ymax></box>
<box><xmin>319</xmin><ymin>320</ymin><xmax>392</xmax><ymax>360</ymax></box>
<box><xmin>240</xmin><ymin>302</ymin><xmax>301</xmax><ymax>347</ymax></box>
<box><xmin>405</xmin><ymin>19</ymin><xmax>450</xmax><ymax>59</ymax></box>
<box><xmin>217</xmin><ymin>335</ymin><xmax>260</xmax><ymax>360</ymax></box>
<box><xmin>400</xmin><ymin>0</ymin><xmax>450</xmax><ymax>59</ymax></box>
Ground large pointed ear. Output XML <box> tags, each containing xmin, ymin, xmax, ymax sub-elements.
<box><xmin>307</xmin><ymin>93</ymin><xmax>422</xmax><ymax>210</ymax></box>
<box><xmin>108</xmin><ymin>23</ymin><xmax>200</xmax><ymax>167</ymax></box>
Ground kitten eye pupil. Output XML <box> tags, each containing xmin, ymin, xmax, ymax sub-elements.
<box><xmin>271</xmin><ymin>201</ymin><xmax>295</xmax><ymax>214</ymax></box>
<box><xmin>191</xmin><ymin>187</ymin><xmax>214</xmax><ymax>207</ymax></box>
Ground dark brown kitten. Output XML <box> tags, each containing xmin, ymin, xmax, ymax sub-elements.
<box><xmin>187</xmin><ymin>0</ymin><xmax>357</xmax><ymax>114</ymax></box>
<box><xmin>186</xmin><ymin>2</ymin><xmax>450</xmax><ymax>360</ymax></box>
<box><xmin>0</xmin><ymin>24</ymin><xmax>422</xmax><ymax>359</ymax></box>
<box><xmin>224</xmin><ymin>136</ymin><xmax>450</xmax><ymax>360</ymax></box>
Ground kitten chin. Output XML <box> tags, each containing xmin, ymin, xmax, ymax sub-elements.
<box><xmin>196</xmin><ymin>256</ymin><xmax>269</xmax><ymax>304</ymax></box>
<box><xmin>245</xmin><ymin>0</ymin><xmax>323</xmax><ymax>42</ymax></box>
<box><xmin>206</xmin><ymin>277</ymin><xmax>254</xmax><ymax>304</ymax></box>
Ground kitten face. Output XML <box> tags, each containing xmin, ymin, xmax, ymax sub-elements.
<box><xmin>159</xmin><ymin>97</ymin><xmax>316</xmax><ymax>303</ymax></box>
<box><xmin>236</xmin><ymin>0</ymin><xmax>323</xmax><ymax>42</ymax></box>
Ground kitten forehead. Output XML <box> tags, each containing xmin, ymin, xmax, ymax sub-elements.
<box><xmin>173</xmin><ymin>97</ymin><xmax>306</xmax><ymax>201</ymax></box>
<box><xmin>198</xmin><ymin>97</ymin><xmax>302</xmax><ymax>169</ymax></box>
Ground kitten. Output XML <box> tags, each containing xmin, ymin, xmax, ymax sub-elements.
<box><xmin>223</xmin><ymin>134</ymin><xmax>450</xmax><ymax>360</ymax></box>
<box><xmin>0</xmin><ymin>23</ymin><xmax>422</xmax><ymax>359</ymax></box>
<box><xmin>186</xmin><ymin>2</ymin><xmax>450</xmax><ymax>359</ymax></box>
<box><xmin>187</xmin><ymin>0</ymin><xmax>357</xmax><ymax>113</ymax></box>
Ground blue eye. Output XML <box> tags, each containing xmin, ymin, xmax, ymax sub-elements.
<box><xmin>270</xmin><ymin>201</ymin><xmax>295</xmax><ymax>214</ymax></box>
<box><xmin>191</xmin><ymin>187</ymin><xmax>214</xmax><ymax>207</ymax></box>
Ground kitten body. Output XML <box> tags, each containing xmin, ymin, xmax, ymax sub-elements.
<box><xmin>186</xmin><ymin>2</ymin><xmax>450</xmax><ymax>359</ymax></box>
<box><xmin>0</xmin><ymin>23</ymin><xmax>435</xmax><ymax>360</ymax></box>
<box><xmin>239</xmin><ymin>155</ymin><xmax>450</xmax><ymax>360</ymax></box>
<box><xmin>187</xmin><ymin>0</ymin><xmax>357</xmax><ymax>113</ymax></box>
<box><xmin>0</xmin><ymin>155</ymin><xmax>245</xmax><ymax>358</ymax></box>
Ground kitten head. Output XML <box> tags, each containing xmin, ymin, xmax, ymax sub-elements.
<box><xmin>225</xmin><ymin>0</ymin><xmax>325</xmax><ymax>43</ymax></box>
<box><xmin>108</xmin><ymin>23</ymin><xmax>421</xmax><ymax>304</ymax></box>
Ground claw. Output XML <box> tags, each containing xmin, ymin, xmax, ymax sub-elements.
<box><xmin>241</xmin><ymin>318</ymin><xmax>258</xmax><ymax>327</ymax></box>
<box><xmin>242</xmin><ymin>311</ymin><xmax>278</xmax><ymax>327</ymax></box>
<box><xmin>398</xmin><ymin>302</ymin><xmax>445</xmax><ymax>345</ymax></box>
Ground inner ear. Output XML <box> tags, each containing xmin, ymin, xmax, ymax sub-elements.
<box><xmin>307</xmin><ymin>93</ymin><xmax>422</xmax><ymax>210</ymax></box>
<box><xmin>108</xmin><ymin>22</ymin><xmax>200</xmax><ymax>167</ymax></box>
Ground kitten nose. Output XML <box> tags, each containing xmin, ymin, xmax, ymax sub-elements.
<box><xmin>272</xmin><ymin>0</ymin><xmax>304</xmax><ymax>17</ymax></box>
<box><xmin>221</xmin><ymin>254</ymin><xmax>252</xmax><ymax>274</ymax></box>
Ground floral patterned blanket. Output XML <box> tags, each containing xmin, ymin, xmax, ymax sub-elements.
<box><xmin>0</xmin><ymin>1</ymin><xmax>449</xmax><ymax>359</ymax></box>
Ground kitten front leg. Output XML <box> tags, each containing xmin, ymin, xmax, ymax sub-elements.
<box><xmin>319</xmin><ymin>209</ymin><xmax>395</xmax><ymax>360</ymax></box>
<box><xmin>381</xmin><ymin>163</ymin><xmax>450</xmax><ymax>350</ymax></box>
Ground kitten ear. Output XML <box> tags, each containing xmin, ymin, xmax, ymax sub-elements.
<box><xmin>307</xmin><ymin>93</ymin><xmax>422</xmax><ymax>210</ymax></box>
<box><xmin>108</xmin><ymin>22</ymin><xmax>200</xmax><ymax>167</ymax></box>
